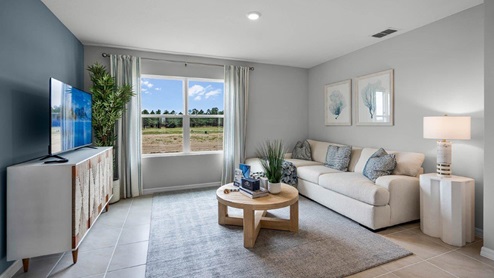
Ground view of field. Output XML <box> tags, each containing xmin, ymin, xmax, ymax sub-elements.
<box><xmin>142</xmin><ymin>126</ymin><xmax>223</xmax><ymax>154</ymax></box>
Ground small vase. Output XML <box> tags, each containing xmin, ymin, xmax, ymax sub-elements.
<box><xmin>268</xmin><ymin>182</ymin><xmax>281</xmax><ymax>194</ymax></box>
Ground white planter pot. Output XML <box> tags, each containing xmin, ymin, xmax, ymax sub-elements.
<box><xmin>110</xmin><ymin>179</ymin><xmax>120</xmax><ymax>204</ymax></box>
<box><xmin>268</xmin><ymin>182</ymin><xmax>281</xmax><ymax>194</ymax></box>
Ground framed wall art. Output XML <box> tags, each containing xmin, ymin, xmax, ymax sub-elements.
<box><xmin>324</xmin><ymin>79</ymin><xmax>351</xmax><ymax>126</ymax></box>
<box><xmin>355</xmin><ymin>69</ymin><xmax>394</xmax><ymax>126</ymax></box>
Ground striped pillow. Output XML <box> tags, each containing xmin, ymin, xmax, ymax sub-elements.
<box><xmin>324</xmin><ymin>145</ymin><xmax>352</xmax><ymax>171</ymax></box>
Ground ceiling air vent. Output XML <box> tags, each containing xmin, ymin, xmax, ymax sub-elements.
<box><xmin>372</xmin><ymin>28</ymin><xmax>397</xmax><ymax>38</ymax></box>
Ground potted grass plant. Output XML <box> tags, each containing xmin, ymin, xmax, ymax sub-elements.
<box><xmin>87</xmin><ymin>62</ymin><xmax>134</xmax><ymax>202</ymax></box>
<box><xmin>256</xmin><ymin>139</ymin><xmax>285</xmax><ymax>194</ymax></box>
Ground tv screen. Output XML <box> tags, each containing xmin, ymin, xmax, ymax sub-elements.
<box><xmin>50</xmin><ymin>78</ymin><xmax>92</xmax><ymax>155</ymax></box>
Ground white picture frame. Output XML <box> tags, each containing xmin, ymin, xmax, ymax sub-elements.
<box><xmin>324</xmin><ymin>80</ymin><xmax>351</xmax><ymax>126</ymax></box>
<box><xmin>355</xmin><ymin>69</ymin><xmax>394</xmax><ymax>126</ymax></box>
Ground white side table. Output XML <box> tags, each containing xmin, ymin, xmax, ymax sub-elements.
<box><xmin>419</xmin><ymin>173</ymin><xmax>475</xmax><ymax>247</ymax></box>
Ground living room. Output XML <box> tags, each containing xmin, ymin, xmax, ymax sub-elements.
<box><xmin>1</xmin><ymin>0</ymin><xmax>493</xmax><ymax>277</ymax></box>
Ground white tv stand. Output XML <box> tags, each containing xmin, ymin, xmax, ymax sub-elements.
<box><xmin>6</xmin><ymin>147</ymin><xmax>113</xmax><ymax>272</ymax></box>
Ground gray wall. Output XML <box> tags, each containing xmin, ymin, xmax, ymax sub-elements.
<box><xmin>308</xmin><ymin>6</ymin><xmax>484</xmax><ymax>229</ymax></box>
<box><xmin>484</xmin><ymin>0</ymin><xmax>494</xmax><ymax>253</ymax></box>
<box><xmin>0</xmin><ymin>0</ymin><xmax>84</xmax><ymax>273</ymax></box>
<box><xmin>84</xmin><ymin>46</ymin><xmax>308</xmax><ymax>191</ymax></box>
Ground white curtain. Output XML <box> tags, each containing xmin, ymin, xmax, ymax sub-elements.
<box><xmin>221</xmin><ymin>65</ymin><xmax>250</xmax><ymax>185</ymax></box>
<box><xmin>110</xmin><ymin>55</ymin><xmax>142</xmax><ymax>198</ymax></box>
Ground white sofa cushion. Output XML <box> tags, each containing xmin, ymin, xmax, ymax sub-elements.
<box><xmin>348</xmin><ymin>147</ymin><xmax>363</xmax><ymax>172</ymax></box>
<box><xmin>307</xmin><ymin>139</ymin><xmax>343</xmax><ymax>164</ymax></box>
<box><xmin>318</xmin><ymin>172</ymin><xmax>390</xmax><ymax>206</ymax></box>
<box><xmin>285</xmin><ymin>158</ymin><xmax>321</xmax><ymax>168</ymax></box>
<box><xmin>297</xmin><ymin>165</ymin><xmax>341</xmax><ymax>184</ymax></box>
<box><xmin>354</xmin><ymin>148</ymin><xmax>425</xmax><ymax>177</ymax></box>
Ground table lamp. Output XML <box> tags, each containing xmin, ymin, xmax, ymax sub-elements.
<box><xmin>423</xmin><ymin>116</ymin><xmax>471</xmax><ymax>177</ymax></box>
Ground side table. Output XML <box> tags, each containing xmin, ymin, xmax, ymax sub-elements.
<box><xmin>419</xmin><ymin>173</ymin><xmax>475</xmax><ymax>247</ymax></box>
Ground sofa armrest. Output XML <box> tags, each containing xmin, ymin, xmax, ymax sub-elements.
<box><xmin>375</xmin><ymin>175</ymin><xmax>420</xmax><ymax>225</ymax></box>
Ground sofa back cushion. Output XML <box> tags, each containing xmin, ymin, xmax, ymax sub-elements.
<box><xmin>348</xmin><ymin>147</ymin><xmax>362</xmax><ymax>172</ymax></box>
<box><xmin>307</xmin><ymin>140</ymin><xmax>337</xmax><ymax>164</ymax></box>
<box><xmin>355</xmin><ymin>148</ymin><xmax>425</xmax><ymax>177</ymax></box>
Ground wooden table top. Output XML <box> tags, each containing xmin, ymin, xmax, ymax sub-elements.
<box><xmin>216</xmin><ymin>183</ymin><xmax>299</xmax><ymax>210</ymax></box>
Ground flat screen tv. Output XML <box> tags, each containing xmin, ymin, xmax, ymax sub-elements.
<box><xmin>49</xmin><ymin>78</ymin><xmax>92</xmax><ymax>155</ymax></box>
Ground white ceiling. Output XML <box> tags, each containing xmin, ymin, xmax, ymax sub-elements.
<box><xmin>42</xmin><ymin>0</ymin><xmax>483</xmax><ymax>68</ymax></box>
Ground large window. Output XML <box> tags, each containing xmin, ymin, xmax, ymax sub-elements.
<box><xmin>141</xmin><ymin>75</ymin><xmax>224</xmax><ymax>154</ymax></box>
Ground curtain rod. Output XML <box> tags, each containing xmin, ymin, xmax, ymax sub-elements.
<box><xmin>101</xmin><ymin>53</ymin><xmax>254</xmax><ymax>71</ymax></box>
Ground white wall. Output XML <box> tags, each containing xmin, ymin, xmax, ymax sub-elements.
<box><xmin>308</xmin><ymin>6</ymin><xmax>484</xmax><ymax>229</ymax></box>
<box><xmin>84</xmin><ymin>46</ymin><xmax>308</xmax><ymax>191</ymax></box>
<box><xmin>483</xmin><ymin>0</ymin><xmax>494</xmax><ymax>257</ymax></box>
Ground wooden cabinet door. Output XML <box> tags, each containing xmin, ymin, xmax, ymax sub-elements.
<box><xmin>72</xmin><ymin>161</ymin><xmax>90</xmax><ymax>249</ymax></box>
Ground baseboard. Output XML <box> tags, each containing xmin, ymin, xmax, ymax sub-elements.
<box><xmin>142</xmin><ymin>182</ymin><xmax>221</xmax><ymax>195</ymax></box>
<box><xmin>476</xmin><ymin>227</ymin><xmax>483</xmax><ymax>238</ymax></box>
<box><xmin>0</xmin><ymin>260</ymin><xmax>21</xmax><ymax>278</ymax></box>
<box><xmin>481</xmin><ymin>246</ymin><xmax>494</xmax><ymax>261</ymax></box>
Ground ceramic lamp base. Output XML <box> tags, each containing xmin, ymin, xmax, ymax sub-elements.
<box><xmin>436</xmin><ymin>140</ymin><xmax>452</xmax><ymax>177</ymax></box>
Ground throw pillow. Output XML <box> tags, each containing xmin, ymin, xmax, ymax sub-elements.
<box><xmin>292</xmin><ymin>140</ymin><xmax>312</xmax><ymax>161</ymax></box>
<box><xmin>324</xmin><ymin>145</ymin><xmax>352</xmax><ymax>171</ymax></box>
<box><xmin>363</xmin><ymin>148</ymin><xmax>396</xmax><ymax>182</ymax></box>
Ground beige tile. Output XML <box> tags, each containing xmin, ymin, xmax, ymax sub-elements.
<box><xmin>78</xmin><ymin>226</ymin><xmax>121</xmax><ymax>252</ymax></box>
<box><xmin>50</xmin><ymin>247</ymin><xmax>113</xmax><ymax>277</ymax></box>
<box><xmin>108</xmin><ymin>241</ymin><xmax>148</xmax><ymax>271</ymax></box>
<box><xmin>377</xmin><ymin>226</ymin><xmax>405</xmax><ymax>235</ymax></box>
<box><xmin>380</xmin><ymin>254</ymin><xmax>423</xmax><ymax>272</ymax></box>
<box><xmin>407</xmin><ymin>227</ymin><xmax>461</xmax><ymax>250</ymax></box>
<box><xmin>347</xmin><ymin>265</ymin><xmax>389</xmax><ymax>278</ymax></box>
<box><xmin>392</xmin><ymin>261</ymin><xmax>456</xmax><ymax>278</ymax></box>
<box><xmin>118</xmin><ymin>224</ymin><xmax>150</xmax><ymax>245</ymax></box>
<box><xmin>123</xmin><ymin>210</ymin><xmax>151</xmax><ymax>227</ymax></box>
<box><xmin>399</xmin><ymin>222</ymin><xmax>420</xmax><ymax>230</ymax></box>
<box><xmin>457</xmin><ymin>241</ymin><xmax>494</xmax><ymax>268</ymax></box>
<box><xmin>429</xmin><ymin>251</ymin><xmax>494</xmax><ymax>278</ymax></box>
<box><xmin>383</xmin><ymin>229</ymin><xmax>453</xmax><ymax>259</ymax></box>
<box><xmin>106</xmin><ymin>265</ymin><xmax>146</xmax><ymax>278</ymax></box>
<box><xmin>375</xmin><ymin>274</ymin><xmax>400</xmax><ymax>278</ymax></box>
<box><xmin>13</xmin><ymin>254</ymin><xmax>63</xmax><ymax>278</ymax></box>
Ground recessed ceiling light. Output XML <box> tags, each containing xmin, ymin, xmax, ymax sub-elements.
<box><xmin>247</xmin><ymin>11</ymin><xmax>261</xmax><ymax>21</ymax></box>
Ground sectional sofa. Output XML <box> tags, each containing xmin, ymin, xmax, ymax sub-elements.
<box><xmin>245</xmin><ymin>139</ymin><xmax>425</xmax><ymax>230</ymax></box>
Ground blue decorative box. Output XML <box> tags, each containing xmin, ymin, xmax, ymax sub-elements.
<box><xmin>241</xmin><ymin>178</ymin><xmax>260</xmax><ymax>191</ymax></box>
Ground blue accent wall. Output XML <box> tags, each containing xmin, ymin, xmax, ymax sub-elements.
<box><xmin>0</xmin><ymin>0</ymin><xmax>83</xmax><ymax>273</ymax></box>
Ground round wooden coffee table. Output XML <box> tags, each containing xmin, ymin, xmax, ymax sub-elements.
<box><xmin>216</xmin><ymin>183</ymin><xmax>299</xmax><ymax>248</ymax></box>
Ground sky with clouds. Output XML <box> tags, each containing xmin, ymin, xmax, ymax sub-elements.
<box><xmin>141</xmin><ymin>78</ymin><xmax>224</xmax><ymax>114</ymax></box>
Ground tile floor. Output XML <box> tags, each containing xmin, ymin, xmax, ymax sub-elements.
<box><xmin>12</xmin><ymin>194</ymin><xmax>494</xmax><ymax>278</ymax></box>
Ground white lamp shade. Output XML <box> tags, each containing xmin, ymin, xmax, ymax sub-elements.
<box><xmin>423</xmin><ymin>116</ymin><xmax>471</xmax><ymax>140</ymax></box>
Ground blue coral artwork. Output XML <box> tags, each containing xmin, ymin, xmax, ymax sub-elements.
<box><xmin>325</xmin><ymin>80</ymin><xmax>351</xmax><ymax>125</ymax></box>
<box><xmin>356</xmin><ymin>69</ymin><xmax>394</xmax><ymax>126</ymax></box>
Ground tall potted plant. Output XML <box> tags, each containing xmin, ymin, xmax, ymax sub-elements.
<box><xmin>87</xmin><ymin>62</ymin><xmax>134</xmax><ymax>201</ymax></box>
<box><xmin>256</xmin><ymin>140</ymin><xmax>285</xmax><ymax>194</ymax></box>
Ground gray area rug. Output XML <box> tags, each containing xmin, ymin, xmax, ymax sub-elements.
<box><xmin>146</xmin><ymin>188</ymin><xmax>411</xmax><ymax>278</ymax></box>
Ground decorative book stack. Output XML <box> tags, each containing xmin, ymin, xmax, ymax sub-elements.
<box><xmin>240</xmin><ymin>187</ymin><xmax>269</xmax><ymax>198</ymax></box>
<box><xmin>240</xmin><ymin>177</ymin><xmax>268</xmax><ymax>198</ymax></box>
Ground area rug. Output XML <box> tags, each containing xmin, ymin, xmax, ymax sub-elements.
<box><xmin>145</xmin><ymin>188</ymin><xmax>411</xmax><ymax>278</ymax></box>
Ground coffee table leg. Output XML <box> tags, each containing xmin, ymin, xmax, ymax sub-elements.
<box><xmin>290</xmin><ymin>200</ymin><xmax>299</xmax><ymax>232</ymax></box>
<box><xmin>218</xmin><ymin>201</ymin><xmax>228</xmax><ymax>225</ymax></box>
<box><xmin>243</xmin><ymin>209</ymin><xmax>255</xmax><ymax>248</ymax></box>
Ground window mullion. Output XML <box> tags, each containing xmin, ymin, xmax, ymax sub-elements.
<box><xmin>183</xmin><ymin>78</ymin><xmax>190</xmax><ymax>153</ymax></box>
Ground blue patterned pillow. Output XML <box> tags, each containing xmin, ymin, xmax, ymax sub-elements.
<box><xmin>363</xmin><ymin>148</ymin><xmax>396</xmax><ymax>182</ymax></box>
<box><xmin>324</xmin><ymin>145</ymin><xmax>352</xmax><ymax>171</ymax></box>
<box><xmin>292</xmin><ymin>140</ymin><xmax>312</xmax><ymax>161</ymax></box>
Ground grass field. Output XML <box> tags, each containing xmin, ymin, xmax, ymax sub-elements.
<box><xmin>142</xmin><ymin>126</ymin><xmax>223</xmax><ymax>154</ymax></box>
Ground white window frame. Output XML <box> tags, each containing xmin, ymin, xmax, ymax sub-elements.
<box><xmin>141</xmin><ymin>74</ymin><xmax>224</xmax><ymax>156</ymax></box>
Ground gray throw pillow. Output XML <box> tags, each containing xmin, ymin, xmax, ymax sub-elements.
<box><xmin>363</xmin><ymin>148</ymin><xmax>396</xmax><ymax>182</ymax></box>
<box><xmin>324</xmin><ymin>145</ymin><xmax>352</xmax><ymax>171</ymax></box>
<box><xmin>292</xmin><ymin>140</ymin><xmax>312</xmax><ymax>161</ymax></box>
